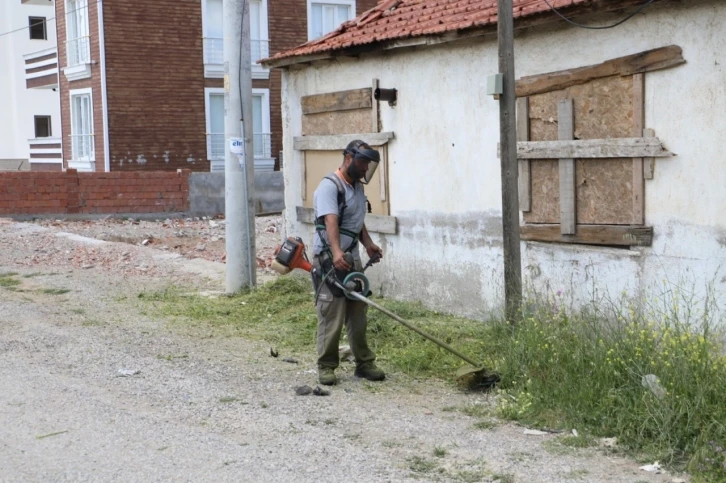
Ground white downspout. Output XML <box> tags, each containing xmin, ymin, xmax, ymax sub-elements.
<box><xmin>98</xmin><ymin>0</ymin><xmax>110</xmax><ymax>172</ymax></box>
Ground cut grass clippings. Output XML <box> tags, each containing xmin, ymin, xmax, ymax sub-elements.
<box><xmin>139</xmin><ymin>275</ymin><xmax>497</xmax><ymax>379</ymax></box>
<box><xmin>0</xmin><ymin>272</ymin><xmax>21</xmax><ymax>288</ymax></box>
<box><xmin>139</xmin><ymin>275</ymin><xmax>726</xmax><ymax>481</ymax></box>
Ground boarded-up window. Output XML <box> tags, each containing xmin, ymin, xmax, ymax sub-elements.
<box><xmin>525</xmin><ymin>75</ymin><xmax>636</xmax><ymax>225</ymax></box>
<box><xmin>302</xmin><ymin>148</ymin><xmax>389</xmax><ymax>216</ymax></box>
<box><xmin>516</xmin><ymin>46</ymin><xmax>685</xmax><ymax>247</ymax></box>
<box><xmin>295</xmin><ymin>84</ymin><xmax>394</xmax><ymax>228</ymax></box>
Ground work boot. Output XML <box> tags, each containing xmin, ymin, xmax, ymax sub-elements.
<box><xmin>318</xmin><ymin>367</ymin><xmax>337</xmax><ymax>386</ymax></box>
<box><xmin>354</xmin><ymin>362</ymin><xmax>385</xmax><ymax>381</ymax></box>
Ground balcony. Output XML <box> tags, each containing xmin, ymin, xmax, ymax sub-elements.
<box><xmin>207</xmin><ymin>133</ymin><xmax>273</xmax><ymax>172</ymax></box>
<box><xmin>203</xmin><ymin>37</ymin><xmax>269</xmax><ymax>79</ymax></box>
<box><xmin>29</xmin><ymin>137</ymin><xmax>62</xmax><ymax>171</ymax></box>
<box><xmin>21</xmin><ymin>0</ymin><xmax>54</xmax><ymax>4</ymax></box>
<box><xmin>24</xmin><ymin>47</ymin><xmax>58</xmax><ymax>89</ymax></box>
<box><xmin>63</xmin><ymin>36</ymin><xmax>92</xmax><ymax>81</ymax></box>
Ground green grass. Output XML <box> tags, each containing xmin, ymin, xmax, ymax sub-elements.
<box><xmin>0</xmin><ymin>272</ymin><xmax>21</xmax><ymax>288</ymax></box>
<box><xmin>433</xmin><ymin>446</ymin><xmax>447</xmax><ymax>457</ymax></box>
<box><xmin>407</xmin><ymin>455</ymin><xmax>437</xmax><ymax>473</ymax></box>
<box><xmin>139</xmin><ymin>276</ymin><xmax>726</xmax><ymax>480</ymax></box>
<box><xmin>38</xmin><ymin>288</ymin><xmax>71</xmax><ymax>295</ymax></box>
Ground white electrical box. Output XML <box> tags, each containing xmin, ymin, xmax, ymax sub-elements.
<box><xmin>487</xmin><ymin>73</ymin><xmax>504</xmax><ymax>98</ymax></box>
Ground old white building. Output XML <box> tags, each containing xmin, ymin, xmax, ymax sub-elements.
<box><xmin>0</xmin><ymin>0</ymin><xmax>62</xmax><ymax>171</ymax></box>
<box><xmin>264</xmin><ymin>0</ymin><xmax>726</xmax><ymax>320</ymax></box>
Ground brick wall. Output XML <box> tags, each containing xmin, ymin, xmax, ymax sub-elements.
<box><xmin>55</xmin><ymin>0</ymin><xmax>106</xmax><ymax>171</ymax></box>
<box><xmin>0</xmin><ymin>170</ymin><xmax>190</xmax><ymax>215</ymax></box>
<box><xmin>103</xmin><ymin>1</ymin><xmax>210</xmax><ymax>172</ymax></box>
<box><xmin>267</xmin><ymin>0</ymin><xmax>379</xmax><ymax>168</ymax></box>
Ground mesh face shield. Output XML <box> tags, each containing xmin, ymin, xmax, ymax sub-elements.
<box><xmin>345</xmin><ymin>141</ymin><xmax>380</xmax><ymax>184</ymax></box>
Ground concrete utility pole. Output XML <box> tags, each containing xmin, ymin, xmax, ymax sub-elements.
<box><xmin>224</xmin><ymin>0</ymin><xmax>257</xmax><ymax>292</ymax></box>
<box><xmin>497</xmin><ymin>0</ymin><xmax>522</xmax><ymax>321</ymax></box>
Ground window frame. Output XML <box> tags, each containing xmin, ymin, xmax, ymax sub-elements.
<box><xmin>201</xmin><ymin>0</ymin><xmax>269</xmax><ymax>79</ymax></box>
<box><xmin>29</xmin><ymin>17</ymin><xmax>47</xmax><ymax>40</ymax></box>
<box><xmin>34</xmin><ymin>115</ymin><xmax>52</xmax><ymax>138</ymax></box>
<box><xmin>204</xmin><ymin>87</ymin><xmax>272</xmax><ymax>171</ymax></box>
<box><xmin>68</xmin><ymin>87</ymin><xmax>95</xmax><ymax>164</ymax></box>
<box><xmin>307</xmin><ymin>0</ymin><xmax>356</xmax><ymax>41</ymax></box>
<box><xmin>204</xmin><ymin>87</ymin><xmax>225</xmax><ymax>163</ymax></box>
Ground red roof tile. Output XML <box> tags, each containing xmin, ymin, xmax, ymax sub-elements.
<box><xmin>264</xmin><ymin>0</ymin><xmax>605</xmax><ymax>64</ymax></box>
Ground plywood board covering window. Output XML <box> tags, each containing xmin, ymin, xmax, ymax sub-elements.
<box><xmin>524</xmin><ymin>75</ymin><xmax>635</xmax><ymax>226</ymax></box>
<box><xmin>302</xmin><ymin>148</ymin><xmax>389</xmax><ymax>216</ymax></box>
<box><xmin>515</xmin><ymin>45</ymin><xmax>685</xmax><ymax>247</ymax></box>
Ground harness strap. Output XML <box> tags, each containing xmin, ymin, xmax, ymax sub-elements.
<box><xmin>315</xmin><ymin>173</ymin><xmax>360</xmax><ymax>254</ymax></box>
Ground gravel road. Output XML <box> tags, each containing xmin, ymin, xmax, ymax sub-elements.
<box><xmin>0</xmin><ymin>218</ymin><xmax>688</xmax><ymax>482</ymax></box>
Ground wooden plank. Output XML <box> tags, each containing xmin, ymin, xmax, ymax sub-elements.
<box><xmin>515</xmin><ymin>137</ymin><xmax>674</xmax><ymax>159</ymax></box>
<box><xmin>301</xmin><ymin>88</ymin><xmax>372</xmax><ymax>115</ymax></box>
<box><xmin>516</xmin><ymin>97</ymin><xmax>531</xmax><ymax>212</ymax></box>
<box><xmin>520</xmin><ymin>224</ymin><xmax>653</xmax><ymax>247</ymax></box>
<box><xmin>516</xmin><ymin>45</ymin><xmax>685</xmax><ymax>98</ymax></box>
<box><xmin>301</xmin><ymin>152</ymin><xmax>307</xmax><ymax>201</ymax></box>
<box><xmin>558</xmin><ymin>99</ymin><xmax>576</xmax><ymax>235</ymax></box>
<box><xmin>371</xmin><ymin>78</ymin><xmax>379</xmax><ymax>133</ymax></box>
<box><xmin>643</xmin><ymin>128</ymin><xmax>656</xmax><ymax>179</ymax></box>
<box><xmin>379</xmin><ymin>144</ymin><xmax>387</xmax><ymax>202</ymax></box>
<box><xmin>632</xmin><ymin>73</ymin><xmax>645</xmax><ymax>225</ymax></box>
<box><xmin>296</xmin><ymin>206</ymin><xmax>397</xmax><ymax>234</ymax></box>
<box><xmin>302</xmin><ymin>109</ymin><xmax>372</xmax><ymax>136</ymax></box>
<box><xmin>294</xmin><ymin>132</ymin><xmax>394</xmax><ymax>150</ymax></box>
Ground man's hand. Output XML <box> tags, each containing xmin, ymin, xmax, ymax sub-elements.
<box><xmin>365</xmin><ymin>243</ymin><xmax>383</xmax><ymax>263</ymax></box>
<box><xmin>332</xmin><ymin>247</ymin><xmax>351</xmax><ymax>271</ymax></box>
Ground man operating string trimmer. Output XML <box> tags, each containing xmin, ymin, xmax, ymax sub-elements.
<box><xmin>311</xmin><ymin>140</ymin><xmax>385</xmax><ymax>386</ymax></box>
<box><xmin>272</xmin><ymin>141</ymin><xmax>496</xmax><ymax>387</ymax></box>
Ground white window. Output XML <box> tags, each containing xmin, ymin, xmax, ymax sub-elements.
<box><xmin>307</xmin><ymin>0</ymin><xmax>355</xmax><ymax>40</ymax></box>
<box><xmin>252</xmin><ymin>88</ymin><xmax>272</xmax><ymax>161</ymax></box>
<box><xmin>204</xmin><ymin>88</ymin><xmax>272</xmax><ymax>172</ymax></box>
<box><xmin>69</xmin><ymin>88</ymin><xmax>95</xmax><ymax>170</ymax></box>
<box><xmin>202</xmin><ymin>0</ymin><xmax>269</xmax><ymax>79</ymax></box>
<box><xmin>65</xmin><ymin>0</ymin><xmax>90</xmax><ymax>67</ymax></box>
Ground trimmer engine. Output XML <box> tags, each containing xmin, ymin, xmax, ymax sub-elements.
<box><xmin>271</xmin><ymin>237</ymin><xmax>312</xmax><ymax>275</ymax></box>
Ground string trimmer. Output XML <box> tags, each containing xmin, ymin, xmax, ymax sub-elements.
<box><xmin>271</xmin><ymin>237</ymin><xmax>499</xmax><ymax>386</ymax></box>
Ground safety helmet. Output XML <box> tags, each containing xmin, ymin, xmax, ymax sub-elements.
<box><xmin>344</xmin><ymin>140</ymin><xmax>380</xmax><ymax>185</ymax></box>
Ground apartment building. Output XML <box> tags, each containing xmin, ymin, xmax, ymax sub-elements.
<box><xmin>0</xmin><ymin>0</ymin><xmax>61</xmax><ymax>172</ymax></box>
<box><xmin>51</xmin><ymin>0</ymin><xmax>377</xmax><ymax>173</ymax></box>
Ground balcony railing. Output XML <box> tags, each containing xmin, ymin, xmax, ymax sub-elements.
<box><xmin>203</xmin><ymin>37</ymin><xmax>224</xmax><ymax>65</ymax></box>
<box><xmin>207</xmin><ymin>133</ymin><xmax>225</xmax><ymax>160</ymax></box>
<box><xmin>28</xmin><ymin>137</ymin><xmax>62</xmax><ymax>167</ymax></box>
<box><xmin>253</xmin><ymin>133</ymin><xmax>272</xmax><ymax>158</ymax></box>
<box><xmin>70</xmin><ymin>134</ymin><xmax>94</xmax><ymax>161</ymax></box>
<box><xmin>207</xmin><ymin>133</ymin><xmax>272</xmax><ymax>160</ymax></box>
<box><xmin>251</xmin><ymin>40</ymin><xmax>269</xmax><ymax>64</ymax></box>
<box><xmin>66</xmin><ymin>36</ymin><xmax>90</xmax><ymax>66</ymax></box>
<box><xmin>203</xmin><ymin>37</ymin><xmax>270</xmax><ymax>65</ymax></box>
<box><xmin>23</xmin><ymin>47</ymin><xmax>58</xmax><ymax>89</ymax></box>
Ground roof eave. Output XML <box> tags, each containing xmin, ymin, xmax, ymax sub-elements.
<box><xmin>261</xmin><ymin>0</ymin><xmax>664</xmax><ymax>69</ymax></box>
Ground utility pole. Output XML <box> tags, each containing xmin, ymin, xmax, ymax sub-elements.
<box><xmin>497</xmin><ymin>0</ymin><xmax>522</xmax><ymax>321</ymax></box>
<box><xmin>224</xmin><ymin>0</ymin><xmax>256</xmax><ymax>292</ymax></box>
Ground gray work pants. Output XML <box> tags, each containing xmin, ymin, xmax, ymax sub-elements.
<box><xmin>313</xmin><ymin>257</ymin><xmax>376</xmax><ymax>369</ymax></box>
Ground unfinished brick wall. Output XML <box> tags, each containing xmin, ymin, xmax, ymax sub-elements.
<box><xmin>0</xmin><ymin>170</ymin><xmax>190</xmax><ymax>215</ymax></box>
<box><xmin>102</xmin><ymin>0</ymin><xmax>210</xmax><ymax>172</ymax></box>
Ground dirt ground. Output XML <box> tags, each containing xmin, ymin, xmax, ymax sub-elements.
<box><xmin>0</xmin><ymin>216</ymin><xmax>689</xmax><ymax>482</ymax></box>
